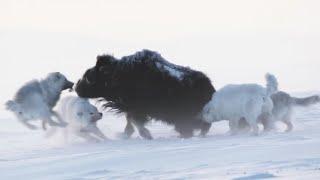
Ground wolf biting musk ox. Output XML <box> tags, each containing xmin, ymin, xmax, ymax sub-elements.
<box><xmin>75</xmin><ymin>50</ymin><xmax>215</xmax><ymax>139</ymax></box>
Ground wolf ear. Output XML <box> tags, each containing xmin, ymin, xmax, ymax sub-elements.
<box><xmin>54</xmin><ymin>73</ymin><xmax>61</xmax><ymax>81</ymax></box>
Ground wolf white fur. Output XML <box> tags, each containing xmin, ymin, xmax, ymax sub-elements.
<box><xmin>202</xmin><ymin>73</ymin><xmax>278</xmax><ymax>135</ymax></box>
<box><xmin>53</xmin><ymin>96</ymin><xmax>107</xmax><ymax>142</ymax></box>
<box><xmin>5</xmin><ymin>72</ymin><xmax>73</xmax><ymax>130</ymax></box>
<box><xmin>271</xmin><ymin>91</ymin><xmax>320</xmax><ymax>132</ymax></box>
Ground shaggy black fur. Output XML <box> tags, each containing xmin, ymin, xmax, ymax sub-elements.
<box><xmin>75</xmin><ymin>49</ymin><xmax>215</xmax><ymax>138</ymax></box>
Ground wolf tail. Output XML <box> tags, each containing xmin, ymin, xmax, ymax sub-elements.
<box><xmin>265</xmin><ymin>73</ymin><xmax>278</xmax><ymax>96</ymax></box>
<box><xmin>292</xmin><ymin>95</ymin><xmax>320</xmax><ymax>107</ymax></box>
<box><xmin>5</xmin><ymin>100</ymin><xmax>21</xmax><ymax>112</ymax></box>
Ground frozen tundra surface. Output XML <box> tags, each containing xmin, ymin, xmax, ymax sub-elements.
<box><xmin>0</xmin><ymin>93</ymin><xmax>320</xmax><ymax>180</ymax></box>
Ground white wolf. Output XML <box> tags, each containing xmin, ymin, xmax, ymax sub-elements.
<box><xmin>5</xmin><ymin>72</ymin><xmax>73</xmax><ymax>130</ymax></box>
<box><xmin>270</xmin><ymin>91</ymin><xmax>320</xmax><ymax>132</ymax></box>
<box><xmin>202</xmin><ymin>73</ymin><xmax>278</xmax><ymax>135</ymax></box>
<box><xmin>51</xmin><ymin>96</ymin><xmax>107</xmax><ymax>142</ymax></box>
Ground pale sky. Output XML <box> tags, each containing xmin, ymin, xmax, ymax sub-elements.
<box><xmin>1</xmin><ymin>0</ymin><xmax>320</xmax><ymax>113</ymax></box>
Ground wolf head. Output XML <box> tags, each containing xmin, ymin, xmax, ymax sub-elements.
<box><xmin>45</xmin><ymin>72</ymin><xmax>74</xmax><ymax>92</ymax></box>
<box><xmin>75</xmin><ymin>99</ymin><xmax>103</xmax><ymax>125</ymax></box>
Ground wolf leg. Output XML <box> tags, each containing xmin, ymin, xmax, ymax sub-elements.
<box><xmin>44</xmin><ymin>127</ymin><xmax>58</xmax><ymax>138</ymax></box>
<box><xmin>246</xmin><ymin>116</ymin><xmax>259</xmax><ymax>136</ymax></box>
<box><xmin>42</xmin><ymin>119</ymin><xmax>47</xmax><ymax>130</ymax></box>
<box><xmin>283</xmin><ymin>120</ymin><xmax>293</xmax><ymax>132</ymax></box>
<box><xmin>17</xmin><ymin>118</ymin><xmax>38</xmax><ymax>130</ymax></box>
<box><xmin>237</xmin><ymin>118</ymin><xmax>251</xmax><ymax>132</ymax></box>
<box><xmin>47</xmin><ymin>117</ymin><xmax>66</xmax><ymax>127</ymax></box>
<box><xmin>88</xmin><ymin>125</ymin><xmax>108</xmax><ymax>140</ymax></box>
<box><xmin>281</xmin><ymin>112</ymin><xmax>293</xmax><ymax>132</ymax></box>
<box><xmin>229</xmin><ymin>119</ymin><xmax>240</xmax><ymax>135</ymax></box>
<box><xmin>41</xmin><ymin>108</ymin><xmax>65</xmax><ymax>130</ymax></box>
<box><xmin>42</xmin><ymin>116</ymin><xmax>64</xmax><ymax>130</ymax></box>
<box><xmin>260</xmin><ymin>113</ymin><xmax>275</xmax><ymax>132</ymax></box>
<box><xmin>51</xmin><ymin>111</ymin><xmax>68</xmax><ymax>126</ymax></box>
<box><xmin>77</xmin><ymin>131</ymin><xmax>100</xmax><ymax>142</ymax></box>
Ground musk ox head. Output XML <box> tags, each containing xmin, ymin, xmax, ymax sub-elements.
<box><xmin>75</xmin><ymin>55</ymin><xmax>118</xmax><ymax>98</ymax></box>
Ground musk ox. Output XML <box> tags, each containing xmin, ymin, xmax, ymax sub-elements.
<box><xmin>5</xmin><ymin>72</ymin><xmax>74</xmax><ymax>130</ymax></box>
<box><xmin>75</xmin><ymin>49</ymin><xmax>215</xmax><ymax>139</ymax></box>
<box><xmin>202</xmin><ymin>73</ymin><xmax>278</xmax><ymax>135</ymax></box>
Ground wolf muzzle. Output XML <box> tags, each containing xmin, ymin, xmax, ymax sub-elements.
<box><xmin>63</xmin><ymin>80</ymin><xmax>74</xmax><ymax>91</ymax></box>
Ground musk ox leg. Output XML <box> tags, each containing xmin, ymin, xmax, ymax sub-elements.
<box><xmin>199</xmin><ymin>121</ymin><xmax>211</xmax><ymax>137</ymax></box>
<box><xmin>137</xmin><ymin>126</ymin><xmax>153</xmax><ymax>140</ymax></box>
<box><xmin>124</xmin><ymin>115</ymin><xmax>135</xmax><ymax>139</ymax></box>
<box><xmin>127</xmin><ymin>113</ymin><xmax>153</xmax><ymax>140</ymax></box>
<box><xmin>175</xmin><ymin>121</ymin><xmax>194</xmax><ymax>138</ymax></box>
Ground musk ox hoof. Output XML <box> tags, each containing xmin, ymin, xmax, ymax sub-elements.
<box><xmin>138</xmin><ymin>128</ymin><xmax>153</xmax><ymax>140</ymax></box>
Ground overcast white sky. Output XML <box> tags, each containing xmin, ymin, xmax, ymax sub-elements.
<box><xmin>1</xmin><ymin>0</ymin><xmax>320</xmax><ymax>112</ymax></box>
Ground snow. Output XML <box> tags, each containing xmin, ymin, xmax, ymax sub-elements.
<box><xmin>122</xmin><ymin>50</ymin><xmax>188</xmax><ymax>80</ymax></box>
<box><xmin>1</xmin><ymin>93</ymin><xmax>320</xmax><ymax>179</ymax></box>
<box><xmin>156</xmin><ymin>62</ymin><xmax>185</xmax><ymax>81</ymax></box>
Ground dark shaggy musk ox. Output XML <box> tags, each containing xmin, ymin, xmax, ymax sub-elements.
<box><xmin>75</xmin><ymin>49</ymin><xmax>215</xmax><ymax>139</ymax></box>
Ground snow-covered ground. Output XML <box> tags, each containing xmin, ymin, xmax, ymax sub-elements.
<box><xmin>1</xmin><ymin>93</ymin><xmax>320</xmax><ymax>180</ymax></box>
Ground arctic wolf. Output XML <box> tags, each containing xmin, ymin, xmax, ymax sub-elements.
<box><xmin>271</xmin><ymin>91</ymin><xmax>320</xmax><ymax>132</ymax></box>
<box><xmin>54</xmin><ymin>96</ymin><xmax>107</xmax><ymax>142</ymax></box>
<box><xmin>202</xmin><ymin>73</ymin><xmax>278</xmax><ymax>135</ymax></box>
<box><xmin>5</xmin><ymin>72</ymin><xmax>73</xmax><ymax>130</ymax></box>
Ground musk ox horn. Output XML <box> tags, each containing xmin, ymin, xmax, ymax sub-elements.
<box><xmin>85</xmin><ymin>76</ymin><xmax>95</xmax><ymax>85</ymax></box>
